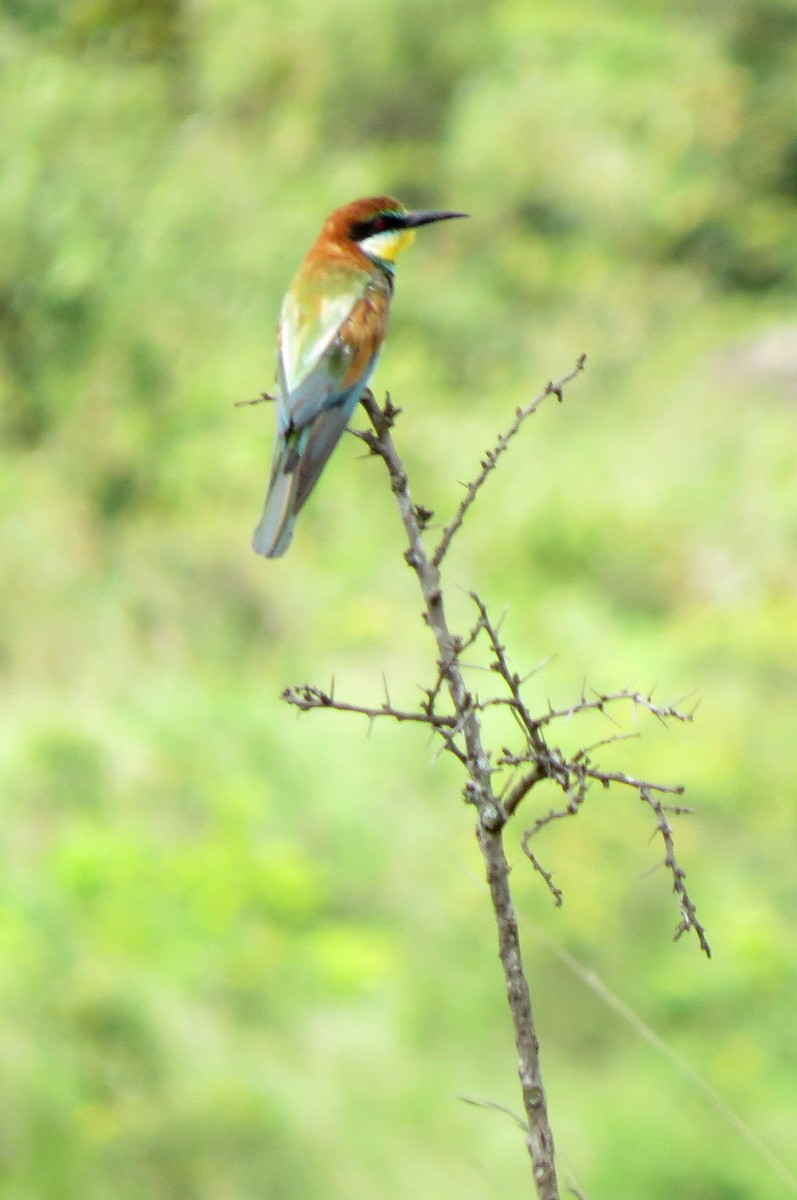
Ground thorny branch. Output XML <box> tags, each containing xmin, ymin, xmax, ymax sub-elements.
<box><xmin>432</xmin><ymin>355</ymin><xmax>586</xmax><ymax>567</ymax></box>
<box><xmin>282</xmin><ymin>683</ymin><xmax>459</xmax><ymax>729</ymax></box>
<box><xmin>283</xmin><ymin>359</ymin><xmax>710</xmax><ymax>1200</ymax></box>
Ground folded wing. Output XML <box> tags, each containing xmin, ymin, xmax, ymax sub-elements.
<box><xmin>252</xmin><ymin>283</ymin><xmax>391</xmax><ymax>558</ymax></box>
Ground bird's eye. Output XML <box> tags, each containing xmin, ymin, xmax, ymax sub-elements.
<box><xmin>351</xmin><ymin>213</ymin><xmax>400</xmax><ymax>241</ymax></box>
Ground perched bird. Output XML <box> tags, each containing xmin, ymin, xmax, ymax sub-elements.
<box><xmin>252</xmin><ymin>195</ymin><xmax>467</xmax><ymax>557</ymax></box>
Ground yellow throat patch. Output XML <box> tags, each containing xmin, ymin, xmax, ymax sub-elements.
<box><xmin>357</xmin><ymin>226</ymin><xmax>416</xmax><ymax>263</ymax></box>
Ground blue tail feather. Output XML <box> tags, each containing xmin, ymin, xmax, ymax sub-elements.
<box><xmin>252</xmin><ymin>438</ymin><xmax>300</xmax><ymax>558</ymax></box>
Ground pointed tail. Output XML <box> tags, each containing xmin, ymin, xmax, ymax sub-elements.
<box><xmin>252</xmin><ymin>395</ymin><xmax>361</xmax><ymax>558</ymax></box>
<box><xmin>252</xmin><ymin>440</ymin><xmax>299</xmax><ymax>558</ymax></box>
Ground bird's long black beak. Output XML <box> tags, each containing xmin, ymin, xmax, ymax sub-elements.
<box><xmin>403</xmin><ymin>209</ymin><xmax>469</xmax><ymax>228</ymax></box>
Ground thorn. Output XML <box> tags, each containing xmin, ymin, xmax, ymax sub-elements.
<box><xmin>519</xmin><ymin>656</ymin><xmax>554</xmax><ymax>685</ymax></box>
<box><xmin>457</xmin><ymin>1095</ymin><xmax>528</xmax><ymax>1133</ymax></box>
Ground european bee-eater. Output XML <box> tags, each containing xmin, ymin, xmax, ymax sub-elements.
<box><xmin>252</xmin><ymin>195</ymin><xmax>467</xmax><ymax>557</ymax></box>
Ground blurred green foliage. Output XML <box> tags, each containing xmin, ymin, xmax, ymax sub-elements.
<box><xmin>1</xmin><ymin>0</ymin><xmax>797</xmax><ymax>1196</ymax></box>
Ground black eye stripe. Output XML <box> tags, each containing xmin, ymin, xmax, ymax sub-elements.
<box><xmin>351</xmin><ymin>212</ymin><xmax>404</xmax><ymax>241</ymax></box>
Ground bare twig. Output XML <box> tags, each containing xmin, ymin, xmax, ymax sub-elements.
<box><xmin>234</xmin><ymin>390</ymin><xmax>275</xmax><ymax>407</ymax></box>
<box><xmin>283</xmin><ymin>683</ymin><xmax>458</xmax><ymax>728</ymax></box>
<box><xmin>585</xmin><ymin>766</ymin><xmax>685</xmax><ymax>796</ymax></box>
<box><xmin>432</xmin><ymin>356</ymin><xmax>586</xmax><ymax>567</ymax></box>
<box><xmin>537</xmin><ymin>689</ymin><xmax>695</xmax><ymax>730</ymax></box>
<box><xmin>521</xmin><ymin>841</ymin><xmax>565</xmax><ymax>907</ymax></box>
<box><xmin>502</xmin><ymin>766</ymin><xmax>546</xmax><ymax>817</ymax></box>
<box><xmin>639</xmin><ymin>786</ymin><xmax>712</xmax><ymax>956</ymax></box>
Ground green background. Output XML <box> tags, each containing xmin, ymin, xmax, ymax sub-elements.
<box><xmin>2</xmin><ymin>1</ymin><xmax>796</xmax><ymax>1196</ymax></box>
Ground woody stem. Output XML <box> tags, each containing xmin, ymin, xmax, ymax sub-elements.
<box><xmin>359</xmin><ymin>390</ymin><xmax>560</xmax><ymax>1200</ymax></box>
